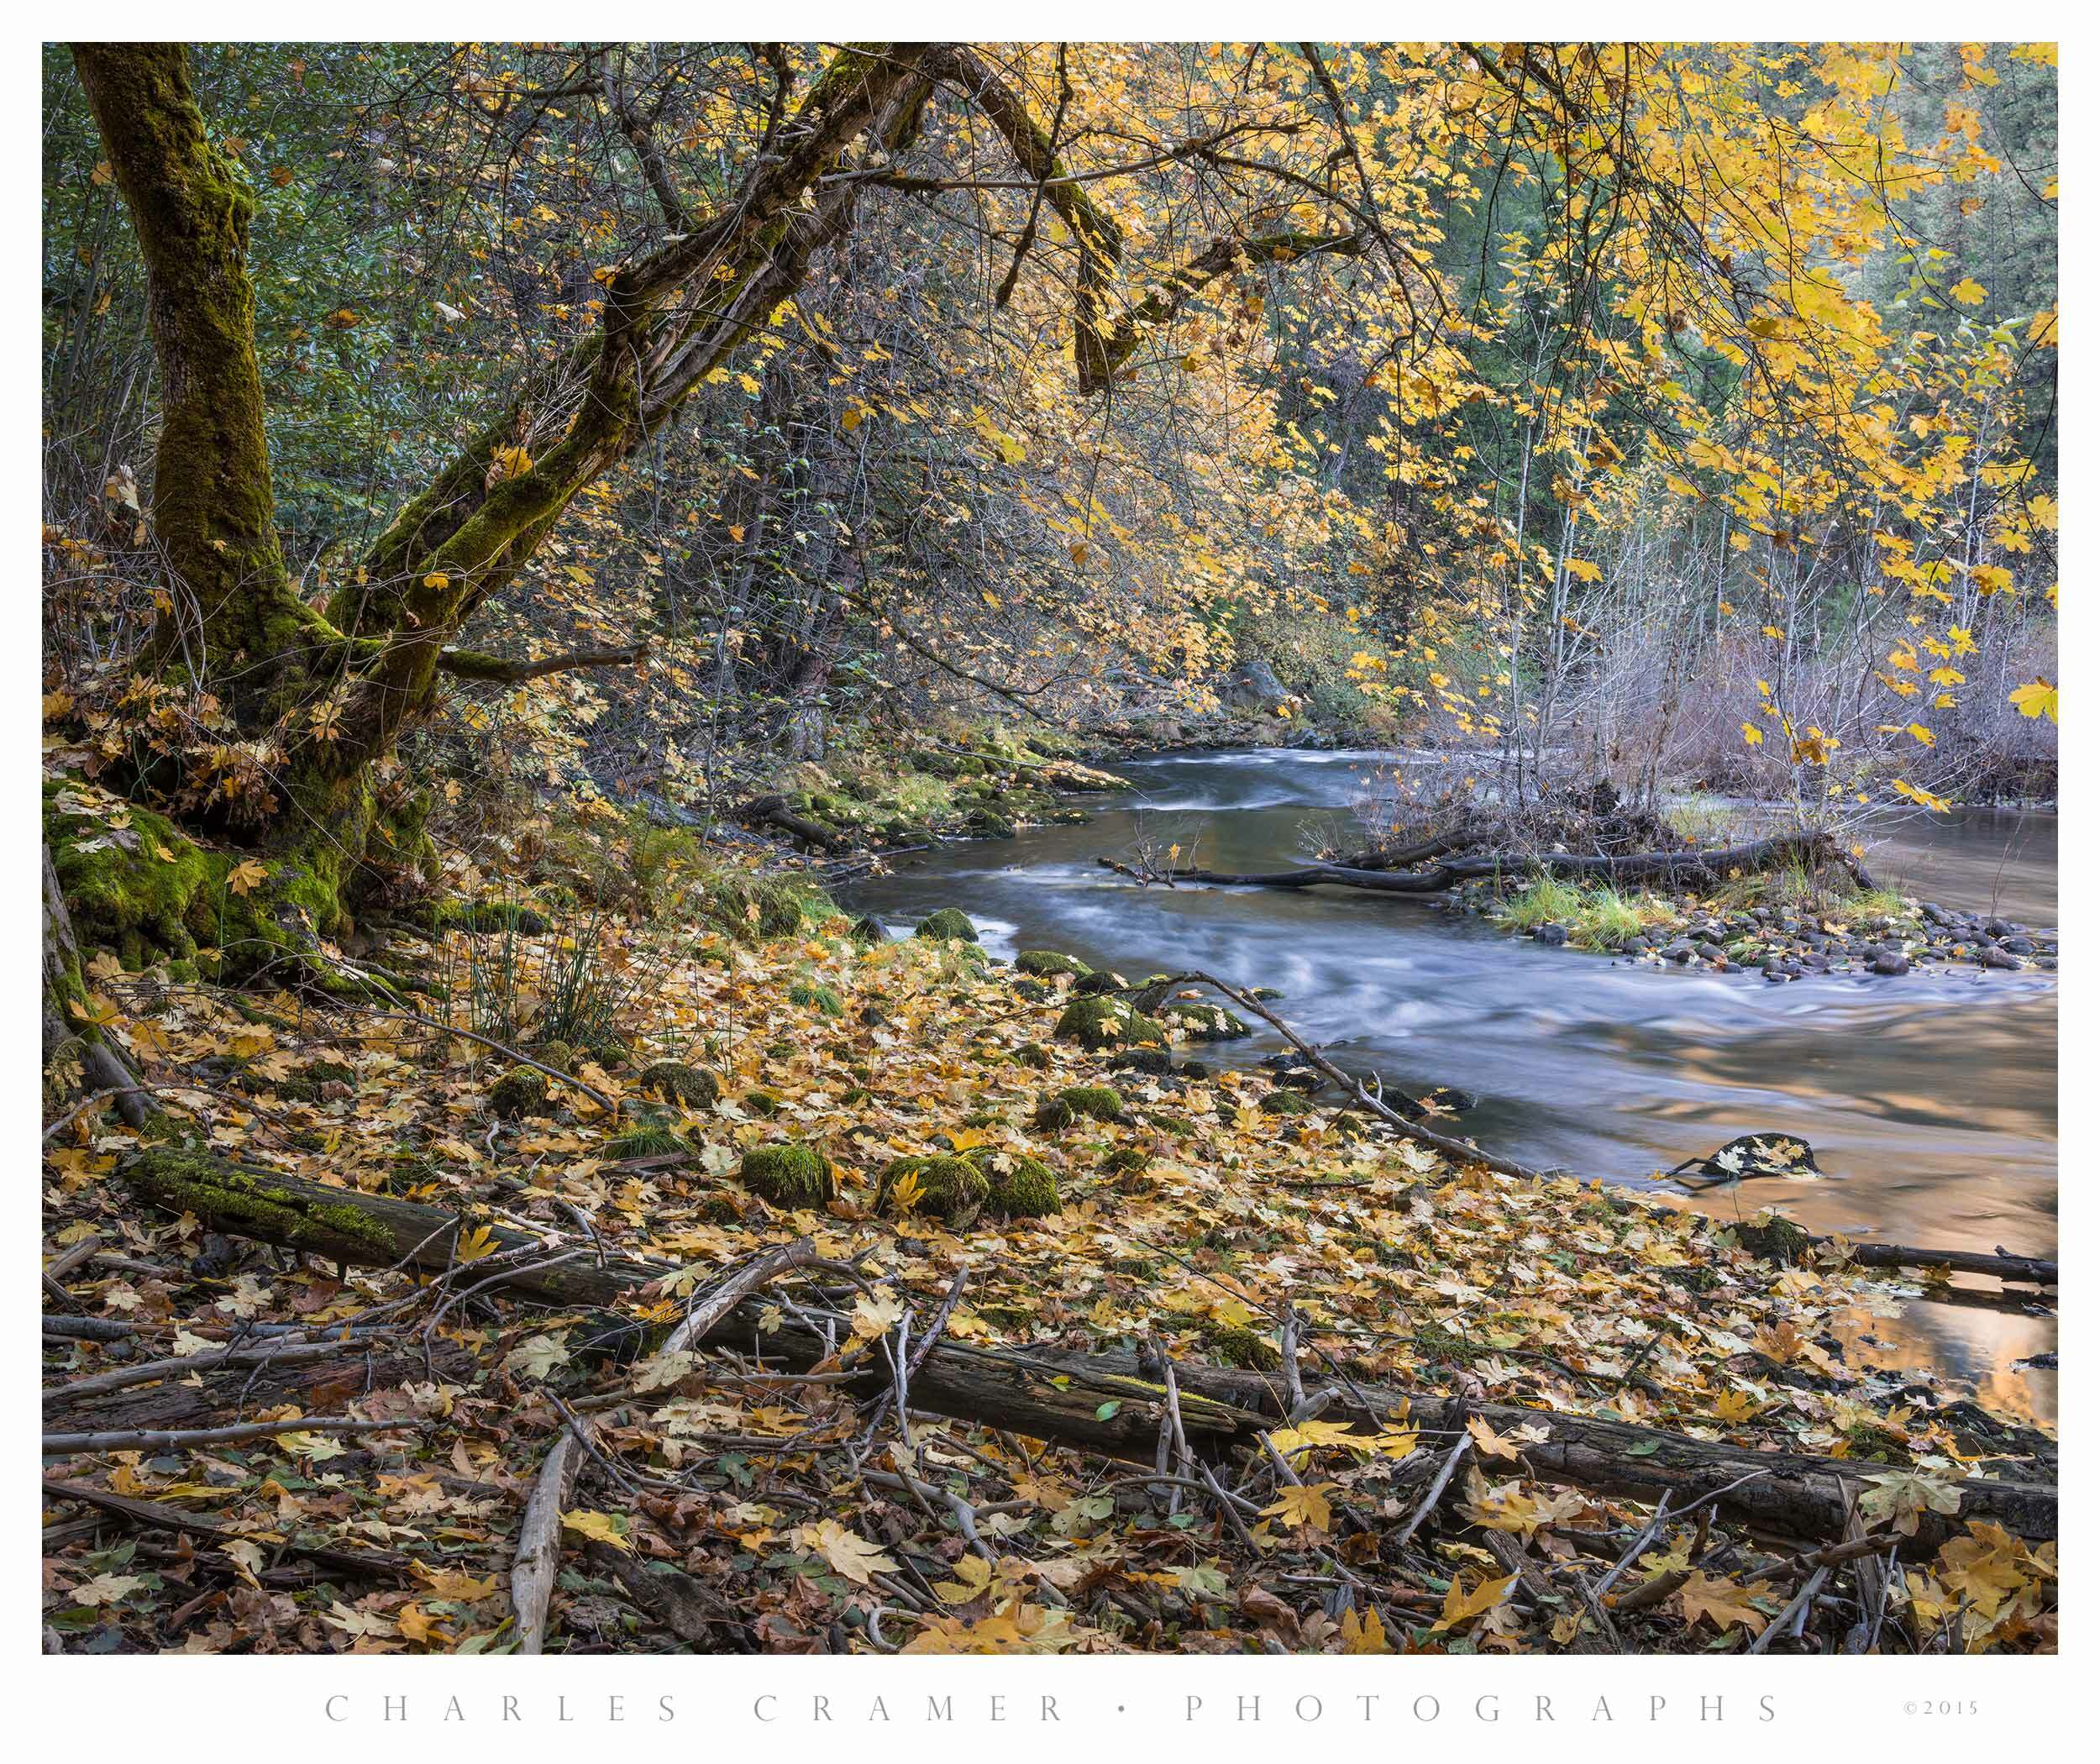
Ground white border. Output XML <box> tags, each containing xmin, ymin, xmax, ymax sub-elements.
<box><xmin>8</xmin><ymin>9</ymin><xmax>2083</xmax><ymax>1756</ymax></box>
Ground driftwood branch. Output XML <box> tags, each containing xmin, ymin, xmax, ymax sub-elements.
<box><xmin>512</xmin><ymin>1427</ymin><xmax>581</xmax><ymax>1655</ymax></box>
<box><xmin>1141</xmin><ymin>969</ymin><xmax>1549</xmax><ymax>1182</ymax></box>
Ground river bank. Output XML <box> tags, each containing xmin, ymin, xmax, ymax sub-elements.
<box><xmin>840</xmin><ymin>749</ymin><xmax>2058</xmax><ymax>1418</ymax></box>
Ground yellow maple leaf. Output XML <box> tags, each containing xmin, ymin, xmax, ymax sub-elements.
<box><xmin>2008</xmin><ymin>679</ymin><xmax>2058</xmax><ymax>723</ymax></box>
<box><xmin>560</xmin><ymin>1509</ymin><xmax>632</xmax><ymax>1551</ymax></box>
<box><xmin>226</xmin><ymin>859</ymin><xmax>269</xmax><ymax>897</ymax></box>
<box><xmin>1340</xmin><ymin>1604</ymin><xmax>1394</xmax><ymax>1653</ymax></box>
<box><xmin>795</xmin><ymin>1519</ymin><xmax>898</xmax><ymax>1588</ymax></box>
<box><xmin>1676</xmin><ymin>1569</ymin><xmax>1771</xmax><ymax>1635</ymax></box>
<box><xmin>1433</xmin><ymin>1571</ymin><xmax>1516</xmax><ymax>1631</ymax></box>
<box><xmin>454</xmin><ymin>1224</ymin><xmax>500</xmax><ymax>1262</ymax></box>
<box><xmin>1262</xmin><ymin>1483</ymin><xmax>1335</xmax><ymax>1531</ymax></box>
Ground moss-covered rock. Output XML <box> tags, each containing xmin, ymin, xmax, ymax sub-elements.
<box><xmin>1035</xmin><ymin>1084</ymin><xmax>1127</xmax><ymax>1131</ymax></box>
<box><xmin>489</xmin><ymin>1067</ymin><xmax>550</xmax><ymax>1120</ymax></box>
<box><xmin>637</xmin><ymin>1061</ymin><xmax>720</xmax><ymax>1110</ymax></box>
<box><xmin>1071</xmin><ymin>970</ymin><xmax>1126</xmax><ymax>997</ymax></box>
<box><xmin>1053</xmin><ymin>995</ymin><xmax>1165</xmax><ymax>1052</ymax></box>
<box><xmin>1107</xmin><ymin>1047</ymin><xmax>1174</xmax><ymax>1076</ymax></box>
<box><xmin>850</xmin><ymin>914</ymin><xmax>889</xmax><ymax>945</ymax></box>
<box><xmin>1259</xmin><ymin>1089</ymin><xmax>1317</xmax><ymax>1116</ymax></box>
<box><xmin>534</xmin><ymin>1040</ymin><xmax>577</xmax><ymax>1076</ymax></box>
<box><xmin>1731</xmin><ymin>1213</ymin><xmax>1817</xmax><ymax>1265</ymax></box>
<box><xmin>978</xmin><ymin>1150</ymin><xmax>1060</xmax><ymax>1219</ymax></box>
<box><xmin>875</xmin><ymin>1153</ymin><xmax>990</xmax><ymax>1226</ymax></box>
<box><xmin>1016</xmin><ymin>949</ymin><xmax>1090</xmax><ymax>979</ymax></box>
<box><xmin>1104</xmin><ymin>1146</ymin><xmax>1153</xmax><ymax>1177</ymax></box>
<box><xmin>1162</xmin><ymin>1000</ymin><xmax>1252</xmax><ymax>1042</ymax></box>
<box><xmin>1014</xmin><ymin>1043</ymin><xmax>1054</xmax><ymax>1070</ymax></box>
<box><xmin>743</xmin><ymin>1089</ymin><xmax>783</xmax><ymax>1118</ymax></box>
<box><xmin>915</xmin><ymin>907</ymin><xmax>979</xmax><ymax>942</ymax></box>
<box><xmin>739</xmin><ymin>1143</ymin><xmax>834</xmax><ymax>1208</ymax></box>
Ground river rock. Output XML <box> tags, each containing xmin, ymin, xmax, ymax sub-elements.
<box><xmin>1986</xmin><ymin>916</ymin><xmax>2016</xmax><ymax>937</ymax></box>
<box><xmin>1661</xmin><ymin>938</ymin><xmax>1696</xmax><ymax>963</ymax></box>
<box><xmin>1982</xmin><ymin>946</ymin><xmax>2023</xmax><ymax>970</ymax></box>
<box><xmin>1872</xmin><ymin>951</ymin><xmax>1909</xmax><ymax>976</ymax></box>
<box><xmin>1533</xmin><ymin>923</ymin><xmax>1569</xmax><ymax>947</ymax></box>
<box><xmin>2003</xmin><ymin>936</ymin><xmax>2036</xmax><ymax>955</ymax></box>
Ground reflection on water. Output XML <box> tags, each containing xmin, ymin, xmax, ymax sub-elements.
<box><xmin>845</xmin><ymin>750</ymin><xmax>2057</xmax><ymax>1417</ymax></box>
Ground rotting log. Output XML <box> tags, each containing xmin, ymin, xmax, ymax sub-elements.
<box><xmin>122</xmin><ymin>1148</ymin><xmax>2053</xmax><ymax>1549</ymax></box>
<box><xmin>123</xmin><ymin>1147</ymin><xmax>675</xmax><ymax>1309</ymax></box>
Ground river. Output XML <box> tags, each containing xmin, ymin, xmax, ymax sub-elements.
<box><xmin>843</xmin><ymin>748</ymin><xmax>2058</xmax><ymax>1420</ymax></box>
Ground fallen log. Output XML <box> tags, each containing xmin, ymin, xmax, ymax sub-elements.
<box><xmin>741</xmin><ymin>793</ymin><xmax>851</xmax><ymax>853</ymax></box>
<box><xmin>1101</xmin><ymin>832</ymin><xmax>1877</xmax><ymax>897</ymax></box>
<box><xmin>123</xmin><ymin>1148</ymin><xmax>2053</xmax><ymax>1548</ymax></box>
<box><xmin>124</xmin><ymin>1147</ymin><xmax>675</xmax><ymax>1309</ymax></box>
<box><xmin>1845</xmin><ymin>1241</ymin><xmax>2056</xmax><ymax>1289</ymax></box>
<box><xmin>41</xmin><ymin>1478</ymin><xmax>414</xmax><ymax>1582</ymax></box>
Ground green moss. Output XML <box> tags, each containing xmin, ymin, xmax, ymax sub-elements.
<box><xmin>1260</xmin><ymin>1089</ymin><xmax>1317</xmax><ymax>1116</ymax></box>
<box><xmin>694</xmin><ymin>871</ymin><xmax>825</xmax><ymax>942</ymax></box>
<box><xmin>1034</xmin><ymin>1084</ymin><xmax>1130</xmax><ymax>1131</ymax></box>
<box><xmin>637</xmin><ymin>1061</ymin><xmax>720</xmax><ymax>1110</ymax></box>
<box><xmin>1162</xmin><ymin>1000</ymin><xmax>1252</xmax><ymax>1042</ymax></box>
<box><xmin>739</xmin><ymin>1144</ymin><xmax>833</xmax><ymax>1209</ymax></box>
<box><xmin>1107</xmin><ymin>1047</ymin><xmax>1174</xmax><ymax>1076</ymax></box>
<box><xmin>744</xmin><ymin>1089</ymin><xmax>783</xmax><ymax>1118</ymax></box>
<box><xmin>125</xmin><ymin>1147</ymin><xmax>396</xmax><ymax>1260</ymax></box>
<box><xmin>1016</xmin><ymin>950</ymin><xmax>1090</xmax><ymax>979</ymax></box>
<box><xmin>915</xmin><ymin>907</ymin><xmax>979</xmax><ymax>942</ymax></box>
<box><xmin>977</xmin><ymin>1150</ymin><xmax>1060</xmax><ymax>1219</ymax></box>
<box><xmin>1104</xmin><ymin>1146</ymin><xmax>1153</xmax><ymax>1177</ymax></box>
<box><xmin>608</xmin><ymin>1123</ymin><xmax>687</xmax><ymax>1159</ymax></box>
<box><xmin>1053</xmin><ymin>995</ymin><xmax>1165</xmax><ymax>1052</ymax></box>
<box><xmin>489</xmin><ymin>1067</ymin><xmax>550</xmax><ymax>1120</ymax></box>
<box><xmin>875</xmin><ymin>1153</ymin><xmax>990</xmax><ymax>1225</ymax></box>
<box><xmin>1194</xmin><ymin>1319</ymin><xmax>1282</xmax><ymax>1372</ymax></box>
<box><xmin>438</xmin><ymin>900</ymin><xmax>549</xmax><ymax>936</ymax></box>
<box><xmin>1015</xmin><ymin>1043</ymin><xmax>1054</xmax><ymax>1070</ymax></box>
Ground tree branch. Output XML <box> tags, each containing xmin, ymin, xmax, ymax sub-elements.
<box><xmin>436</xmin><ymin>639</ymin><xmax>649</xmax><ymax>684</ymax></box>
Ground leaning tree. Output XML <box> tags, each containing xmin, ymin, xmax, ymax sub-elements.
<box><xmin>50</xmin><ymin>40</ymin><xmax>1378</xmax><ymax>992</ymax></box>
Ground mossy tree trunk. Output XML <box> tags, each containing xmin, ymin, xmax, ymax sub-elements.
<box><xmin>65</xmin><ymin>40</ymin><xmax>1369</xmax><ymax>963</ymax></box>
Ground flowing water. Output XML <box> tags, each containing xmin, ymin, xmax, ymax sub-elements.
<box><xmin>843</xmin><ymin>748</ymin><xmax>2058</xmax><ymax>1419</ymax></box>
